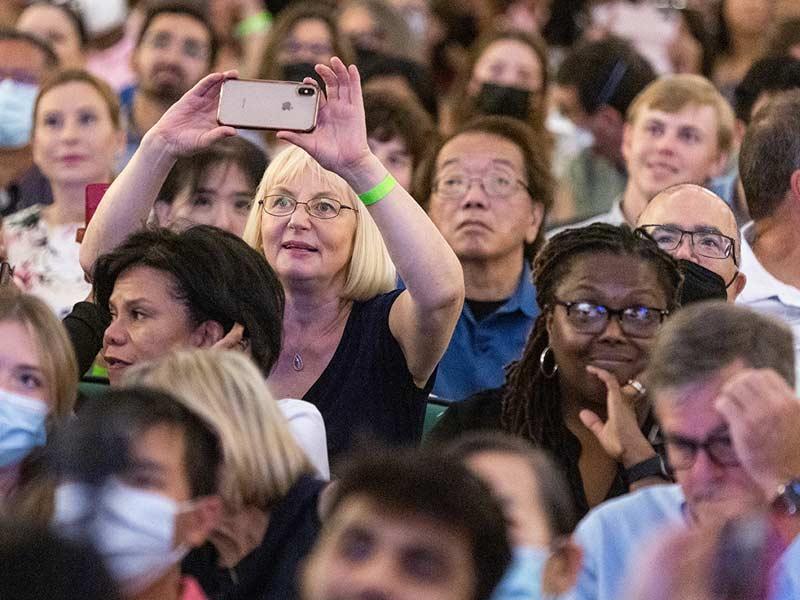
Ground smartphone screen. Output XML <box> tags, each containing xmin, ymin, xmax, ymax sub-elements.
<box><xmin>217</xmin><ymin>78</ymin><xmax>320</xmax><ymax>132</ymax></box>
<box><xmin>76</xmin><ymin>183</ymin><xmax>110</xmax><ymax>243</ymax></box>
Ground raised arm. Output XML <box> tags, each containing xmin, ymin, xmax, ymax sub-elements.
<box><xmin>278</xmin><ymin>58</ymin><xmax>464</xmax><ymax>387</ymax></box>
<box><xmin>79</xmin><ymin>71</ymin><xmax>239</xmax><ymax>276</ymax></box>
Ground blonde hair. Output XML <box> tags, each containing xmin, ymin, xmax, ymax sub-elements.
<box><xmin>626</xmin><ymin>74</ymin><xmax>736</xmax><ymax>156</ymax></box>
<box><xmin>243</xmin><ymin>145</ymin><xmax>396</xmax><ymax>301</ymax></box>
<box><xmin>123</xmin><ymin>349</ymin><xmax>313</xmax><ymax>511</ymax></box>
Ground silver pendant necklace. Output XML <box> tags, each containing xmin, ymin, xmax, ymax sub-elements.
<box><xmin>293</xmin><ymin>353</ymin><xmax>304</xmax><ymax>371</ymax></box>
<box><xmin>288</xmin><ymin>305</ymin><xmax>351</xmax><ymax>373</ymax></box>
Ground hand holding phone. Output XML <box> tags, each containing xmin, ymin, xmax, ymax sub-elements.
<box><xmin>217</xmin><ymin>78</ymin><xmax>320</xmax><ymax>132</ymax></box>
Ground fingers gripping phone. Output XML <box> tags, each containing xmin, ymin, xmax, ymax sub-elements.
<box><xmin>217</xmin><ymin>78</ymin><xmax>320</xmax><ymax>132</ymax></box>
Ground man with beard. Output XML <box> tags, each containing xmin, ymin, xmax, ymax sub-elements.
<box><xmin>120</xmin><ymin>4</ymin><xmax>217</xmax><ymax>166</ymax></box>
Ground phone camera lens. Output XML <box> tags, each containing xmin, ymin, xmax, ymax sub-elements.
<box><xmin>298</xmin><ymin>86</ymin><xmax>315</xmax><ymax>96</ymax></box>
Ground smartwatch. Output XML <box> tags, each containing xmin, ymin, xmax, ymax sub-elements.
<box><xmin>622</xmin><ymin>455</ymin><xmax>671</xmax><ymax>487</ymax></box>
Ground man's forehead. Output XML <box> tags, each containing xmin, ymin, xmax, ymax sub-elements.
<box><xmin>640</xmin><ymin>191</ymin><xmax>737</xmax><ymax>235</ymax></box>
<box><xmin>437</xmin><ymin>133</ymin><xmax>524</xmax><ymax>171</ymax></box>
<box><xmin>144</xmin><ymin>12</ymin><xmax>211</xmax><ymax>40</ymax></box>
<box><xmin>633</xmin><ymin>103</ymin><xmax>719</xmax><ymax>129</ymax></box>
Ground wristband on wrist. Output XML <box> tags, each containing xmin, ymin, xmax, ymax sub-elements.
<box><xmin>357</xmin><ymin>173</ymin><xmax>397</xmax><ymax>206</ymax></box>
<box><xmin>235</xmin><ymin>11</ymin><xmax>272</xmax><ymax>37</ymax></box>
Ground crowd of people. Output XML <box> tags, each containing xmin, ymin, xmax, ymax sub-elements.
<box><xmin>1</xmin><ymin>0</ymin><xmax>800</xmax><ymax>599</ymax></box>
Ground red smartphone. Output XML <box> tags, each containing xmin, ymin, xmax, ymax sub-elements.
<box><xmin>76</xmin><ymin>183</ymin><xmax>110</xmax><ymax>243</ymax></box>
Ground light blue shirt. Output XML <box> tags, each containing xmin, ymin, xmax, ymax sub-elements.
<box><xmin>433</xmin><ymin>262</ymin><xmax>538</xmax><ymax>401</ymax></box>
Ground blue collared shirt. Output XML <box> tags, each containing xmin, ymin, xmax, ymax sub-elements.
<box><xmin>433</xmin><ymin>263</ymin><xmax>538</xmax><ymax>402</ymax></box>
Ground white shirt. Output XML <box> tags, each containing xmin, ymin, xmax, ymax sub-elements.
<box><xmin>277</xmin><ymin>398</ymin><xmax>330</xmax><ymax>480</ymax></box>
<box><xmin>737</xmin><ymin>222</ymin><xmax>800</xmax><ymax>386</ymax></box>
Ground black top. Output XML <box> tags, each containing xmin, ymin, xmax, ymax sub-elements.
<box><xmin>182</xmin><ymin>475</ymin><xmax>325</xmax><ymax>600</ymax></box>
<box><xmin>63</xmin><ymin>301</ymin><xmax>111</xmax><ymax>376</ymax></box>
<box><xmin>304</xmin><ymin>290</ymin><xmax>432</xmax><ymax>463</ymax></box>
<box><xmin>427</xmin><ymin>386</ymin><xmax>661</xmax><ymax>518</ymax></box>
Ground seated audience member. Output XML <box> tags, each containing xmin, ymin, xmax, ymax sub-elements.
<box><xmin>570</xmin><ymin>302</ymin><xmax>800</xmax><ymax>600</ymax></box>
<box><xmin>737</xmin><ymin>90</ymin><xmax>800</xmax><ymax>385</ymax></box>
<box><xmin>81</xmin><ymin>61</ymin><xmax>464</xmax><ymax>460</ymax></box>
<box><xmin>5</xmin><ymin>69</ymin><xmax>124</xmax><ymax>318</ymax></box>
<box><xmin>415</xmin><ymin>116</ymin><xmax>551</xmax><ymax>401</ymax></box>
<box><xmin>733</xmin><ymin>56</ymin><xmax>800</xmax><ymax>131</ymax></box>
<box><xmin>16</xmin><ymin>0</ymin><xmax>87</xmax><ymax>69</ymax></box>
<box><xmin>444</xmin><ymin>432</ymin><xmax>582</xmax><ymax>600</ymax></box>
<box><xmin>153</xmin><ymin>137</ymin><xmax>267</xmax><ymax>237</ymax></box>
<box><xmin>125</xmin><ymin>350</ymin><xmax>326</xmax><ymax>599</ymax></box>
<box><xmin>120</xmin><ymin>3</ymin><xmax>218</xmax><ymax>166</ymax></box>
<box><xmin>363</xmin><ymin>88</ymin><xmax>434</xmax><ymax>192</ymax></box>
<box><xmin>0</xmin><ymin>290</ymin><xmax>77</xmax><ymax>524</ymax></box>
<box><xmin>635</xmin><ymin>183</ymin><xmax>746</xmax><ymax>302</ymax></box>
<box><xmin>52</xmin><ymin>387</ymin><xmax>224</xmax><ymax>600</ymax></box>
<box><xmin>551</xmin><ymin>74</ymin><xmax>735</xmax><ymax>234</ymax></box>
<box><xmin>551</xmin><ymin>38</ymin><xmax>656</xmax><ymax>224</ymax></box>
<box><xmin>0</xmin><ymin>520</ymin><xmax>120</xmax><ymax>600</ymax></box>
<box><xmin>81</xmin><ymin>226</ymin><xmax>284</xmax><ymax>383</ymax></box>
<box><xmin>300</xmin><ymin>446</ymin><xmax>512</xmax><ymax>600</ymax></box>
<box><xmin>429</xmin><ymin>224</ymin><xmax>681</xmax><ymax>516</ymax></box>
<box><xmin>0</xmin><ymin>29</ymin><xmax>57</xmax><ymax>216</ymax></box>
<box><xmin>338</xmin><ymin>0</ymin><xmax>418</xmax><ymax>62</ymax></box>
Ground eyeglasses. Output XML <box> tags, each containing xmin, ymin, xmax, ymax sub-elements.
<box><xmin>553</xmin><ymin>300</ymin><xmax>669</xmax><ymax>338</ymax></box>
<box><xmin>259</xmin><ymin>195</ymin><xmax>357</xmax><ymax>220</ymax></box>
<box><xmin>637</xmin><ymin>225</ymin><xmax>737</xmax><ymax>265</ymax></box>
<box><xmin>663</xmin><ymin>431</ymin><xmax>739</xmax><ymax>470</ymax></box>
<box><xmin>144</xmin><ymin>31</ymin><xmax>210</xmax><ymax>61</ymax></box>
<box><xmin>433</xmin><ymin>170</ymin><xmax>531</xmax><ymax>201</ymax></box>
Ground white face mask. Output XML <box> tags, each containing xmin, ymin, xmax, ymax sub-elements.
<box><xmin>0</xmin><ymin>388</ymin><xmax>47</xmax><ymax>468</ymax></box>
<box><xmin>72</xmin><ymin>0</ymin><xmax>129</xmax><ymax>37</ymax></box>
<box><xmin>53</xmin><ymin>479</ymin><xmax>193</xmax><ymax>595</ymax></box>
<box><xmin>0</xmin><ymin>79</ymin><xmax>38</xmax><ymax>149</ymax></box>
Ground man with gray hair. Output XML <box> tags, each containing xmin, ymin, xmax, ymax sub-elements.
<box><xmin>570</xmin><ymin>301</ymin><xmax>800</xmax><ymax>600</ymax></box>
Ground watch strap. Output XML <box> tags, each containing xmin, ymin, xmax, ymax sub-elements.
<box><xmin>622</xmin><ymin>455</ymin><xmax>670</xmax><ymax>487</ymax></box>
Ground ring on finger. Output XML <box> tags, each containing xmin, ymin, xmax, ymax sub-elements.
<box><xmin>626</xmin><ymin>379</ymin><xmax>646</xmax><ymax>397</ymax></box>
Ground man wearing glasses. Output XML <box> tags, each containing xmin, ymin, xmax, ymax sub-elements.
<box><xmin>570</xmin><ymin>302</ymin><xmax>800</xmax><ymax>600</ymax></box>
<box><xmin>120</xmin><ymin>4</ymin><xmax>217</xmax><ymax>166</ymax></box>
<box><xmin>635</xmin><ymin>183</ymin><xmax>746</xmax><ymax>301</ymax></box>
<box><xmin>418</xmin><ymin>116</ymin><xmax>551</xmax><ymax>401</ymax></box>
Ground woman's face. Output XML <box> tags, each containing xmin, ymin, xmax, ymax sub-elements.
<box><xmin>278</xmin><ymin>18</ymin><xmax>335</xmax><ymax>66</ymax></box>
<box><xmin>259</xmin><ymin>175</ymin><xmax>358</xmax><ymax>290</ymax></box>
<box><xmin>157</xmin><ymin>162</ymin><xmax>254</xmax><ymax>237</ymax></box>
<box><xmin>102</xmin><ymin>266</ymin><xmax>208</xmax><ymax>386</ymax></box>
<box><xmin>546</xmin><ymin>252</ymin><xmax>669</xmax><ymax>407</ymax></box>
<box><xmin>33</xmin><ymin>81</ymin><xmax>123</xmax><ymax>187</ymax></box>
<box><xmin>469</xmin><ymin>39</ymin><xmax>544</xmax><ymax>93</ymax></box>
<box><xmin>16</xmin><ymin>4</ymin><xmax>84</xmax><ymax>69</ymax></box>
<box><xmin>368</xmin><ymin>135</ymin><xmax>412</xmax><ymax>191</ymax></box>
<box><xmin>0</xmin><ymin>320</ymin><xmax>48</xmax><ymax>405</ymax></box>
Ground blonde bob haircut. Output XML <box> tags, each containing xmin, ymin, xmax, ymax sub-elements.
<box><xmin>243</xmin><ymin>145</ymin><xmax>396</xmax><ymax>301</ymax></box>
<box><xmin>626</xmin><ymin>74</ymin><xmax>736</xmax><ymax>157</ymax></box>
<box><xmin>0</xmin><ymin>289</ymin><xmax>77</xmax><ymax>423</ymax></box>
<box><xmin>124</xmin><ymin>349</ymin><xmax>314</xmax><ymax>511</ymax></box>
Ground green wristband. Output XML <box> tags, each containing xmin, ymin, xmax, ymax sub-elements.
<box><xmin>358</xmin><ymin>173</ymin><xmax>397</xmax><ymax>206</ymax></box>
<box><xmin>235</xmin><ymin>11</ymin><xmax>272</xmax><ymax>37</ymax></box>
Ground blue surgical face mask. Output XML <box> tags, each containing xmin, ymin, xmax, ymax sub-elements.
<box><xmin>53</xmin><ymin>479</ymin><xmax>192</xmax><ymax>595</ymax></box>
<box><xmin>490</xmin><ymin>546</ymin><xmax>550</xmax><ymax>600</ymax></box>
<box><xmin>0</xmin><ymin>388</ymin><xmax>48</xmax><ymax>468</ymax></box>
<box><xmin>0</xmin><ymin>79</ymin><xmax>38</xmax><ymax>149</ymax></box>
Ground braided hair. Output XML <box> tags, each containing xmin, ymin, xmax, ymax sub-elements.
<box><xmin>500</xmin><ymin>223</ymin><xmax>681</xmax><ymax>453</ymax></box>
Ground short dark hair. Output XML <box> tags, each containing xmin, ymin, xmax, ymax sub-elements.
<box><xmin>0</xmin><ymin>27</ymin><xmax>59</xmax><ymax>67</ymax></box>
<box><xmin>136</xmin><ymin>2</ymin><xmax>218</xmax><ymax>66</ymax></box>
<box><xmin>156</xmin><ymin>137</ymin><xmax>268</xmax><ymax>206</ymax></box>
<box><xmin>442</xmin><ymin>431</ymin><xmax>578</xmax><ymax>538</ymax></box>
<box><xmin>739</xmin><ymin>90</ymin><xmax>800</xmax><ymax>220</ymax></box>
<box><xmin>647</xmin><ymin>301</ymin><xmax>795</xmax><ymax>395</ymax></box>
<box><xmin>363</xmin><ymin>88</ymin><xmax>435</xmax><ymax>172</ymax></box>
<box><xmin>414</xmin><ymin>115</ymin><xmax>553</xmax><ymax>262</ymax></box>
<box><xmin>0</xmin><ymin>521</ymin><xmax>120</xmax><ymax>600</ymax></box>
<box><xmin>56</xmin><ymin>387</ymin><xmax>222</xmax><ymax>498</ymax></box>
<box><xmin>555</xmin><ymin>36</ymin><xmax>656</xmax><ymax>116</ymax></box>
<box><xmin>328</xmin><ymin>446</ymin><xmax>512</xmax><ymax>600</ymax></box>
<box><xmin>92</xmin><ymin>226</ymin><xmax>284</xmax><ymax>376</ymax></box>
<box><xmin>733</xmin><ymin>56</ymin><xmax>800</xmax><ymax>124</ymax></box>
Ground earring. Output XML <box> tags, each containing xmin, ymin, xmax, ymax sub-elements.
<box><xmin>539</xmin><ymin>346</ymin><xmax>558</xmax><ymax>378</ymax></box>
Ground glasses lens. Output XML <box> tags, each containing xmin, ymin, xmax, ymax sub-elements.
<box><xmin>647</xmin><ymin>226</ymin><xmax>682</xmax><ymax>251</ymax></box>
<box><xmin>264</xmin><ymin>195</ymin><xmax>295</xmax><ymax>216</ymax></box>
<box><xmin>666</xmin><ymin>440</ymin><xmax>697</xmax><ymax>470</ymax></box>
<box><xmin>707</xmin><ymin>437</ymin><xmax>739</xmax><ymax>467</ymax></box>
<box><xmin>308</xmin><ymin>198</ymin><xmax>341</xmax><ymax>219</ymax></box>
<box><xmin>692</xmin><ymin>232</ymin><xmax>731</xmax><ymax>259</ymax></box>
<box><xmin>621</xmin><ymin>307</ymin><xmax>661</xmax><ymax>337</ymax></box>
<box><xmin>436</xmin><ymin>173</ymin><xmax>466</xmax><ymax>198</ymax></box>
<box><xmin>484</xmin><ymin>171</ymin><xmax>516</xmax><ymax>197</ymax></box>
<box><xmin>565</xmin><ymin>302</ymin><xmax>607</xmax><ymax>333</ymax></box>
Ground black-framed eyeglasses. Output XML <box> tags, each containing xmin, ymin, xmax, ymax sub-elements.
<box><xmin>663</xmin><ymin>431</ymin><xmax>739</xmax><ymax>470</ymax></box>
<box><xmin>552</xmin><ymin>300</ymin><xmax>669</xmax><ymax>338</ymax></box>
<box><xmin>637</xmin><ymin>224</ymin><xmax>738</xmax><ymax>265</ymax></box>
<box><xmin>259</xmin><ymin>195</ymin><xmax>357</xmax><ymax>220</ymax></box>
<box><xmin>433</xmin><ymin>170</ymin><xmax>531</xmax><ymax>201</ymax></box>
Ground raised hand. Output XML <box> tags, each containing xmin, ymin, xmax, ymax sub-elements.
<box><xmin>276</xmin><ymin>57</ymin><xmax>372</xmax><ymax>180</ymax></box>
<box><xmin>146</xmin><ymin>71</ymin><xmax>239</xmax><ymax>158</ymax></box>
<box><xmin>580</xmin><ymin>366</ymin><xmax>656</xmax><ymax>467</ymax></box>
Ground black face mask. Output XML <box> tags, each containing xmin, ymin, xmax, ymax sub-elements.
<box><xmin>474</xmin><ymin>82</ymin><xmax>531</xmax><ymax>121</ymax></box>
<box><xmin>281</xmin><ymin>62</ymin><xmax>325</xmax><ymax>90</ymax></box>
<box><xmin>678</xmin><ymin>259</ymin><xmax>728</xmax><ymax>305</ymax></box>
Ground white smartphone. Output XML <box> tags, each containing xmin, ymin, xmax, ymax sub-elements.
<box><xmin>217</xmin><ymin>78</ymin><xmax>320</xmax><ymax>132</ymax></box>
